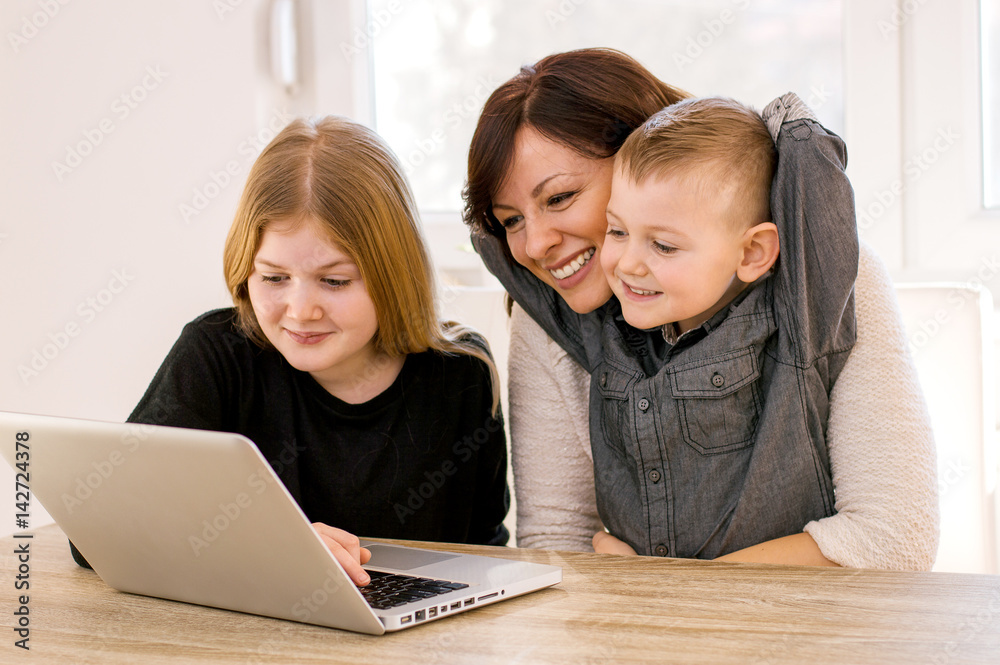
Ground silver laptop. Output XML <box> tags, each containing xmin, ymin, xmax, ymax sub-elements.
<box><xmin>0</xmin><ymin>411</ymin><xmax>561</xmax><ymax>634</ymax></box>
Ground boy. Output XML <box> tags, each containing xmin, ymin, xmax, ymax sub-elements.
<box><xmin>590</xmin><ymin>95</ymin><xmax>858</xmax><ymax>558</ymax></box>
<box><xmin>474</xmin><ymin>93</ymin><xmax>858</xmax><ymax>558</ymax></box>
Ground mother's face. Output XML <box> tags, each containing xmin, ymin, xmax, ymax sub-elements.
<box><xmin>491</xmin><ymin>127</ymin><xmax>614</xmax><ymax>314</ymax></box>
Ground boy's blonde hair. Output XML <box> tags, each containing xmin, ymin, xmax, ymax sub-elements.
<box><xmin>616</xmin><ymin>96</ymin><xmax>777</xmax><ymax>230</ymax></box>
<box><xmin>223</xmin><ymin>116</ymin><xmax>500</xmax><ymax>414</ymax></box>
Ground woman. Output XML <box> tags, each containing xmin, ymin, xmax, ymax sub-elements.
<box><xmin>464</xmin><ymin>48</ymin><xmax>939</xmax><ymax>569</ymax></box>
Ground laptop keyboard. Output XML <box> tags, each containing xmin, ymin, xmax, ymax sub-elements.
<box><xmin>360</xmin><ymin>570</ymin><xmax>469</xmax><ymax>610</ymax></box>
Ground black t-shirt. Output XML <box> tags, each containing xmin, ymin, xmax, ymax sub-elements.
<box><xmin>72</xmin><ymin>308</ymin><xmax>509</xmax><ymax>567</ymax></box>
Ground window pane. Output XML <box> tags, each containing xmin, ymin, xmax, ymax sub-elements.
<box><xmin>984</xmin><ymin>0</ymin><xmax>1000</xmax><ymax>209</ymax></box>
<box><xmin>371</xmin><ymin>0</ymin><xmax>844</xmax><ymax>213</ymax></box>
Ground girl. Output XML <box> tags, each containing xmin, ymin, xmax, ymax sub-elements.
<box><xmin>75</xmin><ymin>116</ymin><xmax>509</xmax><ymax>584</ymax></box>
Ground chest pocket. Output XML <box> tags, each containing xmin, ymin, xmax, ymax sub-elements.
<box><xmin>595</xmin><ymin>362</ymin><xmax>642</xmax><ymax>463</ymax></box>
<box><xmin>668</xmin><ymin>349</ymin><xmax>761</xmax><ymax>455</ymax></box>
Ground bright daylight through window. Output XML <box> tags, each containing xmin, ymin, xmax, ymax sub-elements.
<box><xmin>984</xmin><ymin>0</ymin><xmax>999</xmax><ymax>209</ymax></box>
<box><xmin>369</xmin><ymin>0</ymin><xmax>843</xmax><ymax>214</ymax></box>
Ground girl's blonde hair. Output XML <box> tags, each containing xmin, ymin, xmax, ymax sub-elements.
<box><xmin>223</xmin><ymin>115</ymin><xmax>500</xmax><ymax>413</ymax></box>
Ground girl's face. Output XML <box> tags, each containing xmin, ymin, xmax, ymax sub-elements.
<box><xmin>491</xmin><ymin>127</ymin><xmax>615</xmax><ymax>314</ymax></box>
<box><xmin>248</xmin><ymin>217</ymin><xmax>381</xmax><ymax>395</ymax></box>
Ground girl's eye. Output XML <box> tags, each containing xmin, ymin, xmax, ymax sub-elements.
<box><xmin>547</xmin><ymin>191</ymin><xmax>576</xmax><ymax>207</ymax></box>
<box><xmin>653</xmin><ymin>241</ymin><xmax>677</xmax><ymax>254</ymax></box>
<box><xmin>260</xmin><ymin>275</ymin><xmax>285</xmax><ymax>284</ymax></box>
<box><xmin>323</xmin><ymin>278</ymin><xmax>350</xmax><ymax>288</ymax></box>
<box><xmin>606</xmin><ymin>227</ymin><xmax>626</xmax><ymax>239</ymax></box>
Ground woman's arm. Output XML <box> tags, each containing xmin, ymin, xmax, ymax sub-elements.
<box><xmin>801</xmin><ymin>242</ymin><xmax>940</xmax><ymax>570</ymax></box>
<box><xmin>509</xmin><ymin>303</ymin><xmax>603</xmax><ymax>551</ymax></box>
<box><xmin>592</xmin><ymin>245</ymin><xmax>939</xmax><ymax>570</ymax></box>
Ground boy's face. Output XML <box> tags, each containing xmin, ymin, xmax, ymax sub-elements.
<box><xmin>601</xmin><ymin>170</ymin><xmax>750</xmax><ymax>333</ymax></box>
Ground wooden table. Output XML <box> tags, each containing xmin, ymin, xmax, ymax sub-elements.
<box><xmin>2</xmin><ymin>524</ymin><xmax>998</xmax><ymax>664</ymax></box>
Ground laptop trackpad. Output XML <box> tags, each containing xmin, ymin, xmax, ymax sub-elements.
<box><xmin>365</xmin><ymin>544</ymin><xmax>460</xmax><ymax>571</ymax></box>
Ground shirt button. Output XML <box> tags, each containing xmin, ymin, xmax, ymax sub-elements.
<box><xmin>654</xmin><ymin>544</ymin><xmax>668</xmax><ymax>557</ymax></box>
<box><xmin>638</xmin><ymin>398</ymin><xmax>650</xmax><ymax>411</ymax></box>
<box><xmin>711</xmin><ymin>373</ymin><xmax>725</xmax><ymax>388</ymax></box>
<box><xmin>648</xmin><ymin>469</ymin><xmax>661</xmax><ymax>483</ymax></box>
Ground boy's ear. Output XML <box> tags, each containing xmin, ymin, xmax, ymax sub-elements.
<box><xmin>736</xmin><ymin>222</ymin><xmax>779</xmax><ymax>283</ymax></box>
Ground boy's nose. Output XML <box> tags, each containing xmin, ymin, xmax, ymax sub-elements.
<box><xmin>616</xmin><ymin>241</ymin><xmax>647</xmax><ymax>277</ymax></box>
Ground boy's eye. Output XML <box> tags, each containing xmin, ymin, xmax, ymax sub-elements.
<box><xmin>653</xmin><ymin>241</ymin><xmax>677</xmax><ymax>254</ymax></box>
<box><xmin>606</xmin><ymin>227</ymin><xmax>627</xmax><ymax>239</ymax></box>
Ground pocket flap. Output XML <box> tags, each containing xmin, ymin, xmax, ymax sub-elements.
<box><xmin>669</xmin><ymin>349</ymin><xmax>760</xmax><ymax>398</ymax></box>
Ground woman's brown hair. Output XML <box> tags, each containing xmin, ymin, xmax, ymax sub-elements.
<box><xmin>462</xmin><ymin>47</ymin><xmax>690</xmax><ymax>245</ymax></box>
<box><xmin>224</xmin><ymin>116</ymin><xmax>501</xmax><ymax>413</ymax></box>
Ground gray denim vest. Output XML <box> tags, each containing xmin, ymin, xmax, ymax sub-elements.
<box><xmin>475</xmin><ymin>95</ymin><xmax>858</xmax><ymax>557</ymax></box>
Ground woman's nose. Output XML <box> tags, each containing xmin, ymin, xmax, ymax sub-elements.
<box><xmin>523</xmin><ymin>214</ymin><xmax>562</xmax><ymax>261</ymax></box>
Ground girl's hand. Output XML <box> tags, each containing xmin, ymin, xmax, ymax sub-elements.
<box><xmin>312</xmin><ymin>522</ymin><xmax>373</xmax><ymax>586</ymax></box>
<box><xmin>592</xmin><ymin>530</ymin><xmax>638</xmax><ymax>556</ymax></box>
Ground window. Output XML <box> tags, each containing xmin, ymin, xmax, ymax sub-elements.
<box><xmin>370</xmin><ymin>0</ymin><xmax>844</xmax><ymax>215</ymax></box>
<box><xmin>984</xmin><ymin>0</ymin><xmax>1000</xmax><ymax>209</ymax></box>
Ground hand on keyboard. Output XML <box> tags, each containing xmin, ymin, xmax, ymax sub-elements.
<box><xmin>311</xmin><ymin>522</ymin><xmax>372</xmax><ymax>586</ymax></box>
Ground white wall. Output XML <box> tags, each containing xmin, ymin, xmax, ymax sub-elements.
<box><xmin>0</xmin><ymin>0</ymin><xmax>367</xmax><ymax>533</ymax></box>
<box><xmin>2</xmin><ymin>2</ymin><xmax>997</xmax><ymax>560</ymax></box>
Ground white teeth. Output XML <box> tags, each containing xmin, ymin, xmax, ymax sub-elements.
<box><xmin>627</xmin><ymin>284</ymin><xmax>657</xmax><ymax>296</ymax></box>
<box><xmin>549</xmin><ymin>248</ymin><xmax>595</xmax><ymax>280</ymax></box>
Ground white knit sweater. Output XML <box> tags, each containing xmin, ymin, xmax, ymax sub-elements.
<box><xmin>508</xmin><ymin>242</ymin><xmax>940</xmax><ymax>570</ymax></box>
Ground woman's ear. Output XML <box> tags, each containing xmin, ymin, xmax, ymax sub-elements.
<box><xmin>736</xmin><ymin>222</ymin><xmax>779</xmax><ymax>283</ymax></box>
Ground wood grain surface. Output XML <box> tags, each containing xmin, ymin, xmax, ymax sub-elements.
<box><xmin>2</xmin><ymin>525</ymin><xmax>998</xmax><ymax>664</ymax></box>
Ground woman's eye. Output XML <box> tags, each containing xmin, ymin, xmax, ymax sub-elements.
<box><xmin>653</xmin><ymin>241</ymin><xmax>677</xmax><ymax>254</ymax></box>
<box><xmin>547</xmin><ymin>191</ymin><xmax>576</xmax><ymax>207</ymax></box>
<box><xmin>323</xmin><ymin>278</ymin><xmax>350</xmax><ymax>288</ymax></box>
<box><xmin>260</xmin><ymin>275</ymin><xmax>285</xmax><ymax>284</ymax></box>
<box><xmin>501</xmin><ymin>215</ymin><xmax>523</xmax><ymax>230</ymax></box>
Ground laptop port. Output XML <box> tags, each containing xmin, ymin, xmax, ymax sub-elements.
<box><xmin>415</xmin><ymin>610</ymin><xmax>426</xmax><ymax>622</ymax></box>
<box><xmin>464</xmin><ymin>598</ymin><xmax>475</xmax><ymax>606</ymax></box>
<box><xmin>450</xmin><ymin>602</ymin><xmax>461</xmax><ymax>610</ymax></box>
<box><xmin>477</xmin><ymin>592</ymin><xmax>499</xmax><ymax>602</ymax></box>
<box><xmin>400</xmin><ymin>615</ymin><xmax>412</xmax><ymax>625</ymax></box>
<box><xmin>440</xmin><ymin>605</ymin><xmax>448</xmax><ymax>613</ymax></box>
<box><xmin>428</xmin><ymin>607</ymin><xmax>438</xmax><ymax>618</ymax></box>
